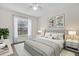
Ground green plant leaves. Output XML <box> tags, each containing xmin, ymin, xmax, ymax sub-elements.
<box><xmin>0</xmin><ymin>28</ymin><xmax>9</xmax><ymax>39</ymax></box>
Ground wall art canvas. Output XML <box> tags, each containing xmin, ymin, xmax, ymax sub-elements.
<box><xmin>48</xmin><ymin>14</ymin><xmax>64</xmax><ymax>28</ymax></box>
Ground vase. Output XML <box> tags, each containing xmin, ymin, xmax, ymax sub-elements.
<box><xmin>0</xmin><ymin>36</ymin><xmax>4</xmax><ymax>44</ymax></box>
<box><xmin>0</xmin><ymin>36</ymin><xmax>7</xmax><ymax>49</ymax></box>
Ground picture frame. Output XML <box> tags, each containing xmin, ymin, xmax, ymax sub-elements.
<box><xmin>55</xmin><ymin>14</ymin><xmax>65</xmax><ymax>27</ymax></box>
<box><xmin>48</xmin><ymin>14</ymin><xmax>65</xmax><ymax>28</ymax></box>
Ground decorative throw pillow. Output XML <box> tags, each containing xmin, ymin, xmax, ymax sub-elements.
<box><xmin>45</xmin><ymin>32</ymin><xmax>51</xmax><ymax>39</ymax></box>
<box><xmin>51</xmin><ymin>33</ymin><xmax>58</xmax><ymax>39</ymax></box>
<box><xmin>44</xmin><ymin>32</ymin><xmax>64</xmax><ymax>40</ymax></box>
<box><xmin>51</xmin><ymin>33</ymin><xmax>64</xmax><ymax>40</ymax></box>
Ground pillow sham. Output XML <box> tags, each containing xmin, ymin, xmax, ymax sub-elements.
<box><xmin>51</xmin><ymin>33</ymin><xmax>58</xmax><ymax>39</ymax></box>
<box><xmin>45</xmin><ymin>32</ymin><xmax>58</xmax><ymax>39</ymax></box>
<box><xmin>44</xmin><ymin>32</ymin><xmax>64</xmax><ymax>40</ymax></box>
<box><xmin>45</xmin><ymin>32</ymin><xmax>52</xmax><ymax>39</ymax></box>
<box><xmin>57</xmin><ymin>33</ymin><xmax>64</xmax><ymax>40</ymax></box>
<box><xmin>52</xmin><ymin>33</ymin><xmax>64</xmax><ymax>40</ymax></box>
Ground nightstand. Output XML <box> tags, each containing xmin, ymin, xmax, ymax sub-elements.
<box><xmin>65</xmin><ymin>39</ymin><xmax>79</xmax><ymax>52</ymax></box>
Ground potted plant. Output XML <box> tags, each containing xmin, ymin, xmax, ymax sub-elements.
<box><xmin>0</xmin><ymin>28</ymin><xmax>3</xmax><ymax>40</ymax></box>
<box><xmin>0</xmin><ymin>29</ymin><xmax>3</xmax><ymax>43</ymax></box>
<box><xmin>0</xmin><ymin>28</ymin><xmax>9</xmax><ymax>39</ymax></box>
<box><xmin>2</xmin><ymin>28</ymin><xmax>9</xmax><ymax>39</ymax></box>
<box><xmin>0</xmin><ymin>28</ymin><xmax>9</xmax><ymax>49</ymax></box>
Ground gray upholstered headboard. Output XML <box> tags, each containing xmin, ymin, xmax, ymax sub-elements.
<box><xmin>46</xmin><ymin>28</ymin><xmax>65</xmax><ymax>33</ymax></box>
<box><xmin>46</xmin><ymin>28</ymin><xmax>65</xmax><ymax>39</ymax></box>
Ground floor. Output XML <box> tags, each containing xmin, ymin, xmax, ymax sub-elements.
<box><xmin>11</xmin><ymin>43</ymin><xmax>76</xmax><ymax>56</ymax></box>
<box><xmin>60</xmin><ymin>49</ymin><xmax>75</xmax><ymax>56</ymax></box>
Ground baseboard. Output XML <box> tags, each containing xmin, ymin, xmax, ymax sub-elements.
<box><xmin>12</xmin><ymin>41</ymin><xmax>25</xmax><ymax>45</ymax></box>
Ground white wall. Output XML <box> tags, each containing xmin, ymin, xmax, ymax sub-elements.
<box><xmin>38</xmin><ymin>5</ymin><xmax>79</xmax><ymax>31</ymax></box>
<box><xmin>0</xmin><ymin>7</ymin><xmax>38</xmax><ymax>43</ymax></box>
<box><xmin>1</xmin><ymin>4</ymin><xmax>79</xmax><ymax>43</ymax></box>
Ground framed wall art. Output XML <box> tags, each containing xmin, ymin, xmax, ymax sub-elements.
<box><xmin>48</xmin><ymin>14</ymin><xmax>65</xmax><ymax>28</ymax></box>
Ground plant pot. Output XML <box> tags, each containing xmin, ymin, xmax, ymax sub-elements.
<box><xmin>3</xmin><ymin>35</ymin><xmax>8</xmax><ymax>39</ymax></box>
<box><xmin>0</xmin><ymin>38</ymin><xmax>4</xmax><ymax>44</ymax></box>
<box><xmin>0</xmin><ymin>36</ymin><xmax>4</xmax><ymax>44</ymax></box>
<box><xmin>0</xmin><ymin>40</ymin><xmax>3</xmax><ymax>44</ymax></box>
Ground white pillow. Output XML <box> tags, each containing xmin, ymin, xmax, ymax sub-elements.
<box><xmin>45</xmin><ymin>32</ymin><xmax>52</xmax><ymax>39</ymax></box>
<box><xmin>57</xmin><ymin>33</ymin><xmax>64</xmax><ymax>40</ymax></box>
<box><xmin>51</xmin><ymin>33</ymin><xmax>64</xmax><ymax>40</ymax></box>
<box><xmin>45</xmin><ymin>32</ymin><xmax>58</xmax><ymax>39</ymax></box>
<box><xmin>45</xmin><ymin>32</ymin><xmax>64</xmax><ymax>40</ymax></box>
<box><xmin>51</xmin><ymin>33</ymin><xmax>58</xmax><ymax>39</ymax></box>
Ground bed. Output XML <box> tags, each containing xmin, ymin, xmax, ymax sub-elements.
<box><xmin>24</xmin><ymin>32</ymin><xmax>64</xmax><ymax>56</ymax></box>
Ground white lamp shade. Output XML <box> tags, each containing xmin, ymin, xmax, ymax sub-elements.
<box><xmin>38</xmin><ymin>30</ymin><xmax>42</xmax><ymax>33</ymax></box>
<box><xmin>68</xmin><ymin>31</ymin><xmax>76</xmax><ymax>35</ymax></box>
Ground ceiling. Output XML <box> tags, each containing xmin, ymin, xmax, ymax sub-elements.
<box><xmin>0</xmin><ymin>3</ymin><xmax>79</xmax><ymax>17</ymax></box>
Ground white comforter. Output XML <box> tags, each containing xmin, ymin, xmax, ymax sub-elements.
<box><xmin>24</xmin><ymin>37</ymin><xmax>64</xmax><ymax>56</ymax></box>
